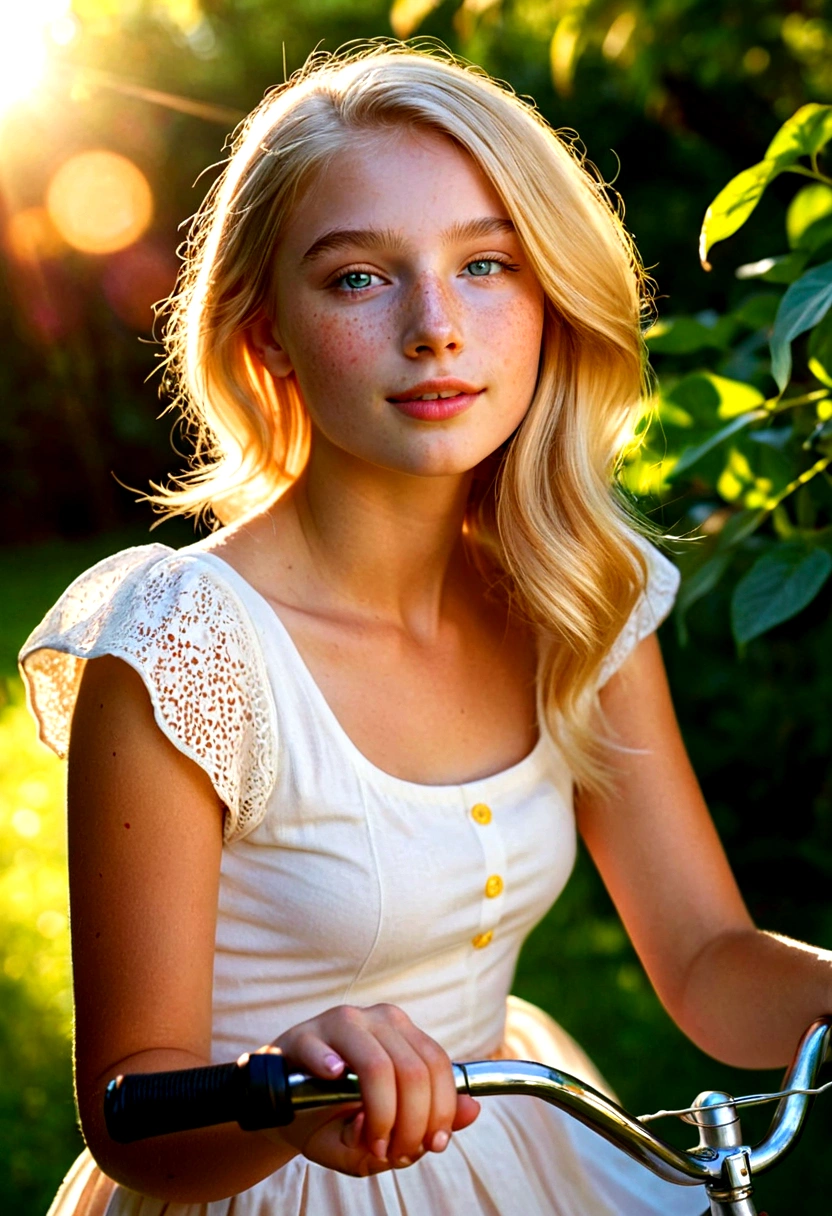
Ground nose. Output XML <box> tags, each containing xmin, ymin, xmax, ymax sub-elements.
<box><xmin>401</xmin><ymin>272</ymin><xmax>464</xmax><ymax>359</ymax></box>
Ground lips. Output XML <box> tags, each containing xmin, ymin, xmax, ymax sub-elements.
<box><xmin>387</xmin><ymin>379</ymin><xmax>482</xmax><ymax>403</ymax></box>
<box><xmin>388</xmin><ymin>387</ymin><xmax>482</xmax><ymax>422</ymax></box>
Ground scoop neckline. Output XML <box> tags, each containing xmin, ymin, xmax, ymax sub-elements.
<box><xmin>182</xmin><ymin>546</ymin><xmax>557</xmax><ymax>800</ymax></box>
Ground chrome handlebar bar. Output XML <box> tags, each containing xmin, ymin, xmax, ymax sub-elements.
<box><xmin>288</xmin><ymin>1058</ymin><xmax>712</xmax><ymax>1187</ymax></box>
<box><xmin>284</xmin><ymin>1016</ymin><xmax>832</xmax><ymax>1187</ymax></box>
<box><xmin>105</xmin><ymin>1016</ymin><xmax>832</xmax><ymax>1214</ymax></box>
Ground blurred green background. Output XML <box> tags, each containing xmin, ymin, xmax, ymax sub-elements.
<box><xmin>3</xmin><ymin>1</ymin><xmax>832</xmax><ymax>1212</ymax></box>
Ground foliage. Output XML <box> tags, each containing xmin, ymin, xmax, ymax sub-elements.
<box><xmin>3</xmin><ymin>0</ymin><xmax>832</xmax><ymax>541</ymax></box>
<box><xmin>620</xmin><ymin>103</ymin><xmax>832</xmax><ymax>648</ymax></box>
<box><xmin>0</xmin><ymin>532</ymin><xmax>166</xmax><ymax>1213</ymax></box>
<box><xmin>0</xmin><ymin>686</ymin><xmax>84</xmax><ymax>1211</ymax></box>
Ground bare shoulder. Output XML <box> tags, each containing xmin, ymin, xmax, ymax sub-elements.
<box><xmin>189</xmin><ymin>503</ymin><xmax>301</xmax><ymax>598</ymax></box>
<box><xmin>70</xmin><ymin>653</ymin><xmax>224</xmax><ymax>809</ymax></box>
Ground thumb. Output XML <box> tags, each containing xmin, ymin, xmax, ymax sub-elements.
<box><xmin>452</xmin><ymin>1094</ymin><xmax>481</xmax><ymax>1131</ymax></box>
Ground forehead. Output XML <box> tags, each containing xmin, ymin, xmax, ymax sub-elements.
<box><xmin>281</xmin><ymin>127</ymin><xmax>509</xmax><ymax>257</ymax></box>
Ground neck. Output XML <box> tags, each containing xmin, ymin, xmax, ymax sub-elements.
<box><xmin>280</xmin><ymin>433</ymin><xmax>475</xmax><ymax>638</ymax></box>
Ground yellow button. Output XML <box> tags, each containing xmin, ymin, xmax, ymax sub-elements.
<box><xmin>484</xmin><ymin>874</ymin><xmax>504</xmax><ymax>899</ymax></box>
<box><xmin>472</xmin><ymin>930</ymin><xmax>494</xmax><ymax>949</ymax></box>
<box><xmin>471</xmin><ymin>803</ymin><xmax>492</xmax><ymax>825</ymax></box>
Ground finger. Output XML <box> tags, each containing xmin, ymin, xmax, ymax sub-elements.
<box><xmin>400</xmin><ymin>1024</ymin><xmax>458</xmax><ymax>1153</ymax></box>
<box><xmin>373</xmin><ymin>1023</ymin><xmax>432</xmax><ymax>1163</ymax></box>
<box><xmin>452</xmin><ymin>1095</ymin><xmax>481</xmax><ymax>1131</ymax></box>
<box><xmin>274</xmin><ymin>1029</ymin><xmax>346</xmax><ymax>1078</ymax></box>
<box><xmin>275</xmin><ymin>1100</ymin><xmax>361</xmax><ymax>1158</ymax></box>
<box><xmin>341</xmin><ymin>1110</ymin><xmax>364</xmax><ymax>1150</ymax></box>
<box><xmin>322</xmin><ymin>1019</ymin><xmax>398</xmax><ymax>1160</ymax></box>
<box><xmin>302</xmin><ymin>1109</ymin><xmax>391</xmax><ymax>1176</ymax></box>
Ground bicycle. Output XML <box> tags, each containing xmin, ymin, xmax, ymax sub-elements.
<box><xmin>103</xmin><ymin>1015</ymin><xmax>832</xmax><ymax>1215</ymax></box>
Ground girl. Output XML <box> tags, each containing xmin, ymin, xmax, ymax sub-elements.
<box><xmin>20</xmin><ymin>42</ymin><xmax>832</xmax><ymax>1216</ymax></box>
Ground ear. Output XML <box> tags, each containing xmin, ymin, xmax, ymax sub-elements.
<box><xmin>248</xmin><ymin>312</ymin><xmax>294</xmax><ymax>379</ymax></box>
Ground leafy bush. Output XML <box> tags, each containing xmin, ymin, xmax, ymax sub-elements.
<box><xmin>624</xmin><ymin>103</ymin><xmax>832</xmax><ymax>648</ymax></box>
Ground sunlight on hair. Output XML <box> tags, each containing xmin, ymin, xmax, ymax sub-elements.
<box><xmin>0</xmin><ymin>1</ymin><xmax>75</xmax><ymax>117</ymax></box>
<box><xmin>46</xmin><ymin>150</ymin><xmax>154</xmax><ymax>255</ymax></box>
<box><xmin>149</xmin><ymin>44</ymin><xmax>655</xmax><ymax>792</ymax></box>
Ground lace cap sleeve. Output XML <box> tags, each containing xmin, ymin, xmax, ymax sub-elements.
<box><xmin>18</xmin><ymin>545</ymin><xmax>277</xmax><ymax>843</ymax></box>
<box><xmin>597</xmin><ymin>534</ymin><xmax>680</xmax><ymax>688</ymax></box>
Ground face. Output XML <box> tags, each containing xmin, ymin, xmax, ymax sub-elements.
<box><xmin>255</xmin><ymin>127</ymin><xmax>545</xmax><ymax>479</ymax></box>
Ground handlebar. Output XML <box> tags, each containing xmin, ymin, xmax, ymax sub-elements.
<box><xmin>104</xmin><ymin>1017</ymin><xmax>832</xmax><ymax>1209</ymax></box>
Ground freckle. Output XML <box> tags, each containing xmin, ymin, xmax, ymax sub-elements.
<box><xmin>95</xmin><ymin>932</ymin><xmax>100</xmax><ymax>939</ymax></box>
<box><xmin>112</xmin><ymin>751</ymin><xmax>117</xmax><ymax>758</ymax></box>
<box><xmin>99</xmin><ymin>703</ymin><xmax>104</xmax><ymax>710</ymax></box>
<box><xmin>124</xmin><ymin>823</ymin><xmax>130</xmax><ymax>829</ymax></box>
<box><xmin>98</xmin><ymin>873</ymin><xmax>102</xmax><ymax>878</ymax></box>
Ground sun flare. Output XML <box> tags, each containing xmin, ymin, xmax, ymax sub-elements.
<box><xmin>0</xmin><ymin>1</ymin><xmax>75</xmax><ymax>118</ymax></box>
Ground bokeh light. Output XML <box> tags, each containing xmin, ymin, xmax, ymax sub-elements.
<box><xmin>0</xmin><ymin>1</ymin><xmax>73</xmax><ymax>116</ymax></box>
<box><xmin>101</xmin><ymin>240</ymin><xmax>178</xmax><ymax>332</ymax></box>
<box><xmin>46</xmin><ymin>150</ymin><xmax>154</xmax><ymax>255</ymax></box>
<box><xmin>4</xmin><ymin>207</ymin><xmax>66</xmax><ymax>263</ymax></box>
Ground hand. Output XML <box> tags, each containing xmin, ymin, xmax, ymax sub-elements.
<box><xmin>261</xmin><ymin>1003</ymin><xmax>480</xmax><ymax>1177</ymax></box>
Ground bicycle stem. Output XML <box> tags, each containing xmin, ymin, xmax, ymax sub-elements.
<box><xmin>691</xmin><ymin>1091</ymin><xmax>757</xmax><ymax>1215</ymax></box>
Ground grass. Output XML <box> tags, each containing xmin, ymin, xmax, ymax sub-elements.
<box><xmin>1</xmin><ymin>533</ymin><xmax>830</xmax><ymax>1212</ymax></box>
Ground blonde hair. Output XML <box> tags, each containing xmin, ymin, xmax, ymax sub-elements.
<box><xmin>154</xmin><ymin>41</ymin><xmax>654</xmax><ymax>791</ymax></box>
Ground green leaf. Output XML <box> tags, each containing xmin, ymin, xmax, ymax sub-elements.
<box><xmin>670</xmin><ymin>409</ymin><xmax>768</xmax><ymax>479</ymax></box>
<box><xmin>769</xmin><ymin>260</ymin><xmax>832</xmax><ymax>391</ymax></box>
<box><xmin>735</xmin><ymin>251</ymin><xmax>809</xmax><ymax>284</ymax></box>
<box><xmin>734</xmin><ymin>293</ymin><xmax>780</xmax><ymax>330</ymax></box>
<box><xmin>731</xmin><ymin>543</ymin><xmax>832</xmax><ymax>643</ymax></box>
<box><xmin>675</xmin><ymin>550</ymin><xmax>731</xmax><ymax>644</ymax></box>
<box><xmin>765</xmin><ymin>103</ymin><xmax>832</xmax><ymax>163</ymax></box>
<box><xmin>673</xmin><ymin>507</ymin><xmax>767</xmax><ymax>643</ymax></box>
<box><xmin>808</xmin><ymin>309</ymin><xmax>832</xmax><ymax>387</ymax></box>
<box><xmin>665</xmin><ymin>372</ymin><xmax>765</xmax><ymax>423</ymax></box>
<box><xmin>700</xmin><ymin>160</ymin><xmax>781</xmax><ymax>269</ymax></box>
<box><xmin>715</xmin><ymin>508</ymin><xmax>768</xmax><ymax>551</ymax></box>
<box><xmin>645</xmin><ymin>315</ymin><xmax>735</xmax><ymax>354</ymax></box>
<box><xmin>787</xmin><ymin>183</ymin><xmax>832</xmax><ymax>252</ymax></box>
<box><xmin>701</xmin><ymin>106</ymin><xmax>832</xmax><ymax>269</ymax></box>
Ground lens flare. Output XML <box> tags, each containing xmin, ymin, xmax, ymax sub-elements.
<box><xmin>46</xmin><ymin>150</ymin><xmax>154</xmax><ymax>255</ymax></box>
<box><xmin>0</xmin><ymin>1</ymin><xmax>73</xmax><ymax>116</ymax></box>
<box><xmin>5</xmin><ymin>207</ymin><xmax>65</xmax><ymax>263</ymax></box>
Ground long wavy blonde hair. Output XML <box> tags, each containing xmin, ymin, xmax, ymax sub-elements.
<box><xmin>154</xmin><ymin>41</ymin><xmax>655</xmax><ymax>791</ymax></box>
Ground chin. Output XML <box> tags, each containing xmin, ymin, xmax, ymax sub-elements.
<box><xmin>386</xmin><ymin>450</ymin><xmax>493</xmax><ymax>479</ymax></box>
<box><xmin>382</xmin><ymin>433</ymin><xmax>507</xmax><ymax>479</ymax></box>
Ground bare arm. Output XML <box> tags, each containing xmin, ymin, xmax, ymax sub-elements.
<box><xmin>577</xmin><ymin>632</ymin><xmax>832</xmax><ymax>1070</ymax></box>
<box><xmin>68</xmin><ymin>655</ymin><xmax>295</xmax><ymax>1199</ymax></box>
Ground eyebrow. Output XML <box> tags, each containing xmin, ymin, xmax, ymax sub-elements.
<box><xmin>301</xmin><ymin>216</ymin><xmax>516</xmax><ymax>262</ymax></box>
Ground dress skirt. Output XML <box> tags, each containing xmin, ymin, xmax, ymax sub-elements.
<box><xmin>46</xmin><ymin>998</ymin><xmax>706</xmax><ymax>1216</ymax></box>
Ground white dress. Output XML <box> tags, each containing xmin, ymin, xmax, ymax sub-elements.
<box><xmin>19</xmin><ymin>540</ymin><xmax>707</xmax><ymax>1216</ymax></box>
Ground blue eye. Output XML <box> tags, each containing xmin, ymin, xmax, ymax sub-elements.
<box><xmin>339</xmin><ymin>271</ymin><xmax>375</xmax><ymax>291</ymax></box>
<box><xmin>466</xmin><ymin>260</ymin><xmax>499</xmax><ymax>277</ymax></box>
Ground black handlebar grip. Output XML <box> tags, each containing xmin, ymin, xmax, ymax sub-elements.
<box><xmin>104</xmin><ymin>1052</ymin><xmax>295</xmax><ymax>1143</ymax></box>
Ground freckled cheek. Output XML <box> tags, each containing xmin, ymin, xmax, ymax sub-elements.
<box><xmin>482</xmin><ymin>297</ymin><xmax>543</xmax><ymax>382</ymax></box>
<box><xmin>292</xmin><ymin>312</ymin><xmax>391</xmax><ymax>382</ymax></box>
<box><xmin>286</xmin><ymin>314</ymin><xmax>396</xmax><ymax>428</ymax></box>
